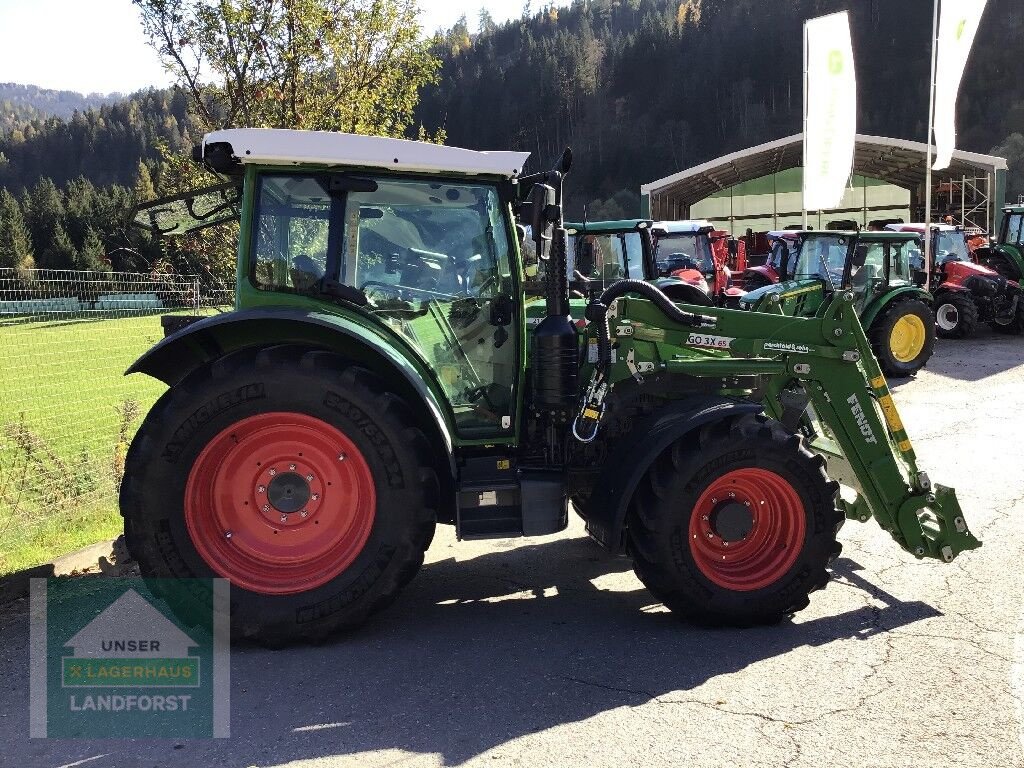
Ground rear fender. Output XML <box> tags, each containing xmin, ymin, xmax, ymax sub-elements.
<box><xmin>579</xmin><ymin>397</ymin><xmax>763</xmax><ymax>552</ymax></box>
<box><xmin>861</xmin><ymin>286</ymin><xmax>932</xmax><ymax>330</ymax></box>
<box><xmin>127</xmin><ymin>308</ymin><xmax>456</xmax><ymax>472</ymax></box>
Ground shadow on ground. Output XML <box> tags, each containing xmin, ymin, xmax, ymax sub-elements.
<box><xmin>895</xmin><ymin>327</ymin><xmax>1024</xmax><ymax>385</ymax></box>
<box><xmin>2</xmin><ymin>536</ymin><xmax>939</xmax><ymax>768</ymax></box>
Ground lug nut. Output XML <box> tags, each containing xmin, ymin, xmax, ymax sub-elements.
<box><xmin>706</xmin><ymin>531</ymin><xmax>714</xmax><ymax>538</ymax></box>
<box><xmin>701</xmin><ymin>514</ymin><xmax>709</xmax><ymax>521</ymax></box>
<box><xmin>280</xmin><ymin>514</ymin><xmax>288</xmax><ymax>523</ymax></box>
<box><xmin>289</xmin><ymin>463</ymin><xmax>296</xmax><ymax>471</ymax></box>
<box><xmin>269</xmin><ymin>468</ymin><xmax>277</xmax><ymax>476</ymax></box>
<box><xmin>300</xmin><ymin>510</ymin><xmax>308</xmax><ymax>518</ymax></box>
<box><xmin>338</xmin><ymin>453</ymin><xmax>346</xmax><ymax>462</ymax></box>
<box><xmin>262</xmin><ymin>504</ymin><xmax>270</xmax><ymax>513</ymax></box>
<box><xmin>257</xmin><ymin>485</ymin><xmax>266</xmax><ymax>494</ymax></box>
<box><xmin>225</xmin><ymin>530</ymin><xmax>232</xmax><ymax>539</ymax></box>
<box><xmin>311</xmin><ymin>493</ymin><xmax>320</xmax><ymax>501</ymax></box>
<box><xmin>306</xmin><ymin>474</ymin><xmax>314</xmax><ymax>482</ymax></box>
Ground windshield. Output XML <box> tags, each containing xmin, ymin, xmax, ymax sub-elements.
<box><xmin>934</xmin><ymin>231</ymin><xmax>970</xmax><ymax>264</ymax></box>
<box><xmin>573</xmin><ymin>231</ymin><xmax>642</xmax><ymax>283</ymax></box>
<box><xmin>1003</xmin><ymin>213</ymin><xmax>1024</xmax><ymax>246</ymax></box>
<box><xmin>792</xmin><ymin>234</ymin><xmax>848</xmax><ymax>287</ymax></box>
<box><xmin>655</xmin><ymin>232</ymin><xmax>713</xmax><ymax>276</ymax></box>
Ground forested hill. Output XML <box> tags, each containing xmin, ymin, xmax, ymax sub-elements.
<box><xmin>0</xmin><ymin>83</ymin><xmax>115</xmax><ymax>132</ymax></box>
<box><xmin>415</xmin><ymin>0</ymin><xmax>1024</xmax><ymax>217</ymax></box>
<box><xmin>0</xmin><ymin>89</ymin><xmax>199</xmax><ymax>191</ymax></box>
<box><xmin>1</xmin><ymin>0</ymin><xmax>1023</xmax><ymax>218</ymax></box>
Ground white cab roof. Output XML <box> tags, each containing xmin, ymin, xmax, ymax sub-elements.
<box><xmin>201</xmin><ymin>128</ymin><xmax>531</xmax><ymax>178</ymax></box>
<box><xmin>651</xmin><ymin>219</ymin><xmax>714</xmax><ymax>234</ymax></box>
<box><xmin>885</xmin><ymin>222</ymin><xmax>957</xmax><ymax>233</ymax></box>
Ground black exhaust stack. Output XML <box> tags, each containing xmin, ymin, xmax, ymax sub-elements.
<box><xmin>525</xmin><ymin>149</ymin><xmax>578</xmax><ymax>412</ymax></box>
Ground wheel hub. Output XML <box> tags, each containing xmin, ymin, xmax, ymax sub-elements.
<box><xmin>266</xmin><ymin>471</ymin><xmax>311</xmax><ymax>513</ymax></box>
<box><xmin>889</xmin><ymin>313</ymin><xmax>926</xmax><ymax>362</ymax></box>
<box><xmin>708</xmin><ymin>501</ymin><xmax>754</xmax><ymax>542</ymax></box>
<box><xmin>936</xmin><ymin>303</ymin><xmax>959</xmax><ymax>330</ymax></box>
<box><xmin>184</xmin><ymin>412</ymin><xmax>376</xmax><ymax>595</ymax></box>
<box><xmin>688</xmin><ymin>467</ymin><xmax>806</xmax><ymax>591</ymax></box>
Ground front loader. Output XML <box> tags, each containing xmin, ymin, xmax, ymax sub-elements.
<box><xmin>124</xmin><ymin>129</ymin><xmax>979</xmax><ymax>645</ymax></box>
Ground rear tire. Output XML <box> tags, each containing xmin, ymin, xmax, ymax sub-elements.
<box><xmin>869</xmin><ymin>298</ymin><xmax>936</xmax><ymax>377</ymax></box>
<box><xmin>990</xmin><ymin>295</ymin><xmax>1024</xmax><ymax>334</ymax></box>
<box><xmin>934</xmin><ymin>292</ymin><xmax>978</xmax><ymax>339</ymax></box>
<box><xmin>627</xmin><ymin>413</ymin><xmax>842</xmax><ymax>626</ymax></box>
<box><xmin>121</xmin><ymin>345</ymin><xmax>438</xmax><ymax>645</ymax></box>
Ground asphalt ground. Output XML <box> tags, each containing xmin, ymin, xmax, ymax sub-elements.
<box><xmin>1</xmin><ymin>329</ymin><xmax>1023</xmax><ymax>768</ymax></box>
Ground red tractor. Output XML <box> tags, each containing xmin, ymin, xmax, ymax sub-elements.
<box><xmin>651</xmin><ymin>220</ymin><xmax>747</xmax><ymax>307</ymax></box>
<box><xmin>743</xmin><ymin>230</ymin><xmax>799</xmax><ymax>289</ymax></box>
<box><xmin>885</xmin><ymin>223</ymin><xmax>1024</xmax><ymax>337</ymax></box>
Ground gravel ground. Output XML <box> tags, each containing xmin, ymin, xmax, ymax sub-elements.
<box><xmin>1</xmin><ymin>329</ymin><xmax>1022</xmax><ymax>768</ymax></box>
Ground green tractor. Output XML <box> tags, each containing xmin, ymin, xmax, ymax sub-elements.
<box><xmin>976</xmin><ymin>203</ymin><xmax>1024</xmax><ymax>281</ymax></box>
<box><xmin>126</xmin><ymin>129</ymin><xmax>978</xmax><ymax>645</ymax></box>
<box><xmin>741</xmin><ymin>230</ymin><xmax>936</xmax><ymax>378</ymax></box>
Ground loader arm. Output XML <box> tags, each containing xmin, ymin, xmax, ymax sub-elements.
<box><xmin>600</xmin><ymin>290</ymin><xmax>981</xmax><ymax>563</ymax></box>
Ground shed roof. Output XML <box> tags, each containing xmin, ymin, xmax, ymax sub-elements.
<box><xmin>641</xmin><ymin>134</ymin><xmax>1007</xmax><ymax>207</ymax></box>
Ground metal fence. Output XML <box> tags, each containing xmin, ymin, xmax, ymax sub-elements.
<box><xmin>0</xmin><ymin>268</ymin><xmax>233</xmax><ymax>574</ymax></box>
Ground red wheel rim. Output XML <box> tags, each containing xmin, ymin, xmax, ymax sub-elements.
<box><xmin>184</xmin><ymin>412</ymin><xmax>376</xmax><ymax>595</ymax></box>
<box><xmin>688</xmin><ymin>468</ymin><xmax>806</xmax><ymax>591</ymax></box>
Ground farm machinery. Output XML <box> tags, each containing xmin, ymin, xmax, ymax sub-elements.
<box><xmin>126</xmin><ymin>129</ymin><xmax>979</xmax><ymax>644</ymax></box>
<box><xmin>740</xmin><ymin>230</ymin><xmax>936</xmax><ymax>377</ymax></box>
<box><xmin>975</xmin><ymin>204</ymin><xmax>1024</xmax><ymax>282</ymax></box>
<box><xmin>885</xmin><ymin>223</ymin><xmax>1024</xmax><ymax>338</ymax></box>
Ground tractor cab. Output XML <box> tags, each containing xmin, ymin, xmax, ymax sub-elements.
<box><xmin>743</xmin><ymin>230</ymin><xmax>936</xmax><ymax>376</ymax></box>
<box><xmin>976</xmin><ymin>204</ymin><xmax>1024</xmax><ymax>281</ymax></box>
<box><xmin>561</xmin><ymin>219</ymin><xmax>653</xmax><ymax>295</ymax></box>
<box><xmin>650</xmin><ymin>220</ymin><xmax>746</xmax><ymax>306</ymax></box>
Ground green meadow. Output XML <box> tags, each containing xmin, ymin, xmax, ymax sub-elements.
<box><xmin>0</xmin><ymin>314</ymin><xmax>169</xmax><ymax>574</ymax></box>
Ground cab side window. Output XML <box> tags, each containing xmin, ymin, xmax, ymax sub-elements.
<box><xmin>252</xmin><ymin>175</ymin><xmax>331</xmax><ymax>292</ymax></box>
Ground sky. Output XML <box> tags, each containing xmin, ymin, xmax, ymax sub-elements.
<box><xmin>0</xmin><ymin>0</ymin><xmax>567</xmax><ymax>96</ymax></box>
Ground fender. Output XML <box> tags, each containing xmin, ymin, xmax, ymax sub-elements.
<box><xmin>860</xmin><ymin>286</ymin><xmax>932</xmax><ymax>330</ymax></box>
<box><xmin>126</xmin><ymin>307</ymin><xmax>456</xmax><ymax>469</ymax></box>
<box><xmin>579</xmin><ymin>396</ymin><xmax>763</xmax><ymax>552</ymax></box>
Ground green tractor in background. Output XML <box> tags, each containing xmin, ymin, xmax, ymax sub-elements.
<box><xmin>741</xmin><ymin>230</ymin><xmax>936</xmax><ymax>378</ymax></box>
<box><xmin>976</xmin><ymin>203</ymin><xmax>1024</xmax><ymax>281</ymax></box>
<box><xmin>127</xmin><ymin>129</ymin><xmax>977</xmax><ymax>645</ymax></box>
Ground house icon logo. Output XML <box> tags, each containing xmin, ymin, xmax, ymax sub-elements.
<box><xmin>62</xmin><ymin>588</ymin><xmax>201</xmax><ymax>689</ymax></box>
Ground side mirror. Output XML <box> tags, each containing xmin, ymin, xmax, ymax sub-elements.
<box><xmin>385</xmin><ymin>252</ymin><xmax>401</xmax><ymax>275</ymax></box>
<box><xmin>530</xmin><ymin>183</ymin><xmax>556</xmax><ymax>260</ymax></box>
<box><xmin>851</xmin><ymin>247</ymin><xmax>868</xmax><ymax>268</ymax></box>
<box><xmin>912</xmin><ymin>270</ymin><xmax>928</xmax><ymax>287</ymax></box>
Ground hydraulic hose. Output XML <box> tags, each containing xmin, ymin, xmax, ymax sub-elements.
<box><xmin>584</xmin><ymin>279</ymin><xmax>717</xmax><ymax>374</ymax></box>
<box><xmin>572</xmin><ymin>280</ymin><xmax>716</xmax><ymax>443</ymax></box>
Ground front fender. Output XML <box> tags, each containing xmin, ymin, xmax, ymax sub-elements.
<box><xmin>127</xmin><ymin>308</ymin><xmax>455</xmax><ymax>462</ymax></box>
<box><xmin>860</xmin><ymin>286</ymin><xmax>932</xmax><ymax>330</ymax></box>
<box><xmin>579</xmin><ymin>396</ymin><xmax>763</xmax><ymax>552</ymax></box>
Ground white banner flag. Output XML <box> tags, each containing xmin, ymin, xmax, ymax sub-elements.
<box><xmin>803</xmin><ymin>12</ymin><xmax>857</xmax><ymax>211</ymax></box>
<box><xmin>932</xmin><ymin>0</ymin><xmax>988</xmax><ymax>170</ymax></box>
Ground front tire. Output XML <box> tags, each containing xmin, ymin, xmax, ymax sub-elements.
<box><xmin>627</xmin><ymin>413</ymin><xmax>842</xmax><ymax>626</ymax></box>
<box><xmin>934</xmin><ymin>292</ymin><xmax>979</xmax><ymax>339</ymax></box>
<box><xmin>121</xmin><ymin>345</ymin><xmax>438</xmax><ymax>645</ymax></box>
<box><xmin>869</xmin><ymin>298</ymin><xmax>936</xmax><ymax>377</ymax></box>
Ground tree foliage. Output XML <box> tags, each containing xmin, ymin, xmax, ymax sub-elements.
<box><xmin>134</xmin><ymin>0</ymin><xmax>440</xmax><ymax>135</ymax></box>
<box><xmin>415</xmin><ymin>0</ymin><xmax>1024</xmax><ymax>215</ymax></box>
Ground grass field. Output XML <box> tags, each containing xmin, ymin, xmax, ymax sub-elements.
<box><xmin>0</xmin><ymin>313</ymin><xmax>170</xmax><ymax>574</ymax></box>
